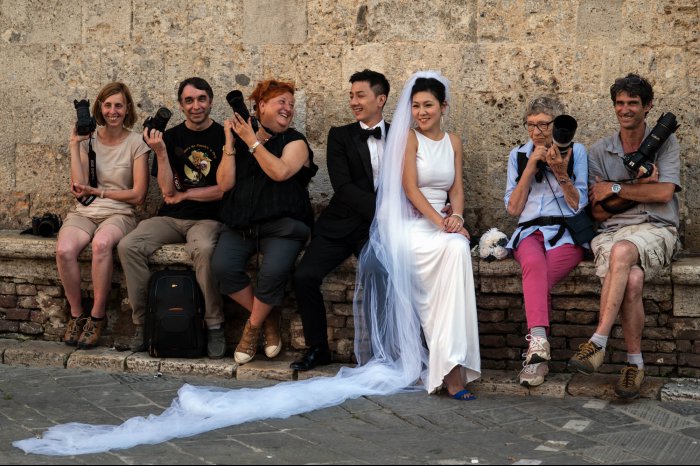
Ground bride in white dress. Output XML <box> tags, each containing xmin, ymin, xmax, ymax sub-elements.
<box><xmin>402</xmin><ymin>77</ymin><xmax>481</xmax><ymax>398</ymax></box>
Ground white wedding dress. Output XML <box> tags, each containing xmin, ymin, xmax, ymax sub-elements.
<box><xmin>409</xmin><ymin>130</ymin><xmax>481</xmax><ymax>393</ymax></box>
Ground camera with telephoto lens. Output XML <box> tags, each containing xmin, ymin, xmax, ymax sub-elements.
<box><xmin>143</xmin><ymin>107</ymin><xmax>172</xmax><ymax>139</ymax></box>
<box><xmin>31</xmin><ymin>213</ymin><xmax>62</xmax><ymax>237</ymax></box>
<box><xmin>226</xmin><ymin>90</ymin><xmax>259</xmax><ymax>133</ymax></box>
<box><xmin>552</xmin><ymin>114</ymin><xmax>577</xmax><ymax>156</ymax></box>
<box><xmin>623</xmin><ymin>112</ymin><xmax>679</xmax><ymax>178</ymax></box>
<box><xmin>535</xmin><ymin>114</ymin><xmax>577</xmax><ymax>183</ymax></box>
<box><xmin>74</xmin><ymin>99</ymin><xmax>96</xmax><ymax>136</ymax></box>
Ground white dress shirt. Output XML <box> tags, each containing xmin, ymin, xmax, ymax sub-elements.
<box><xmin>359</xmin><ymin>119</ymin><xmax>386</xmax><ymax>190</ymax></box>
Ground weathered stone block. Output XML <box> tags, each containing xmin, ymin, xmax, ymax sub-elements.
<box><xmin>674</xmin><ymin>284</ymin><xmax>700</xmax><ymax>317</ymax></box>
<box><xmin>3</xmin><ymin>340</ymin><xmax>73</xmax><ymax>367</ymax></box>
<box><xmin>67</xmin><ymin>348</ymin><xmax>127</xmax><ymax>372</ymax></box>
<box><xmin>160</xmin><ymin>358</ymin><xmax>236</xmax><ymax>379</ymax></box>
<box><xmin>18</xmin><ymin>321</ymin><xmax>42</xmax><ymax>335</ymax></box>
<box><xmin>236</xmin><ymin>356</ymin><xmax>292</xmax><ymax>381</ymax></box>
<box><xmin>0</xmin><ymin>295</ymin><xmax>17</xmax><ymax>308</ymax></box>
<box><xmin>4</xmin><ymin>309</ymin><xmax>29</xmax><ymax>321</ymax></box>
<box><xmin>15</xmin><ymin>284</ymin><xmax>36</xmax><ymax>296</ymax></box>
<box><xmin>478</xmin><ymin>309</ymin><xmax>506</xmax><ymax>323</ymax></box>
<box><xmin>82</xmin><ymin>0</ymin><xmax>131</xmax><ymax>44</ymax></box>
<box><xmin>0</xmin><ymin>320</ymin><xmax>19</xmax><ymax>332</ymax></box>
<box><xmin>243</xmin><ymin>0</ymin><xmax>307</xmax><ymax>45</ymax></box>
<box><xmin>125</xmin><ymin>353</ymin><xmax>161</xmax><ymax>374</ymax></box>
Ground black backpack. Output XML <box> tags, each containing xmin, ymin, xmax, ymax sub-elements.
<box><xmin>145</xmin><ymin>269</ymin><xmax>206</xmax><ymax>358</ymax></box>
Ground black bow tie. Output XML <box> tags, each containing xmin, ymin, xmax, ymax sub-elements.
<box><xmin>360</xmin><ymin>126</ymin><xmax>382</xmax><ymax>140</ymax></box>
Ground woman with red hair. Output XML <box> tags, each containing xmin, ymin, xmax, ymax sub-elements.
<box><xmin>213</xmin><ymin>79</ymin><xmax>318</xmax><ymax>364</ymax></box>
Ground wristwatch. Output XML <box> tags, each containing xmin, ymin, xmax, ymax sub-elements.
<box><xmin>611</xmin><ymin>183</ymin><xmax>622</xmax><ymax>194</ymax></box>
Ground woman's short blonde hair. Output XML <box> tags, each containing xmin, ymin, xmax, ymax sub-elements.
<box><xmin>92</xmin><ymin>82</ymin><xmax>137</xmax><ymax>128</ymax></box>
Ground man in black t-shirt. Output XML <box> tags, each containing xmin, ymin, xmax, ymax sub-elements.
<box><xmin>117</xmin><ymin>77</ymin><xmax>227</xmax><ymax>358</ymax></box>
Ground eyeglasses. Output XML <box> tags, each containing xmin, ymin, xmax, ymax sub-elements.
<box><xmin>524</xmin><ymin>120</ymin><xmax>553</xmax><ymax>132</ymax></box>
<box><xmin>615</xmin><ymin>76</ymin><xmax>643</xmax><ymax>86</ymax></box>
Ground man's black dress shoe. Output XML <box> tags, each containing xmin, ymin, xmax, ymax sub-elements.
<box><xmin>290</xmin><ymin>346</ymin><xmax>332</xmax><ymax>371</ymax></box>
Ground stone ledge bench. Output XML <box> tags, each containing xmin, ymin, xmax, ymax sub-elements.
<box><xmin>1</xmin><ymin>230</ymin><xmax>699</xmax><ymax>377</ymax></box>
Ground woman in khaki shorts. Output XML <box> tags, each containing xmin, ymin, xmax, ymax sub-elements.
<box><xmin>58</xmin><ymin>82</ymin><xmax>149</xmax><ymax>349</ymax></box>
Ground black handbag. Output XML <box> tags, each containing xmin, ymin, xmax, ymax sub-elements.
<box><xmin>563</xmin><ymin>209</ymin><xmax>597</xmax><ymax>246</ymax></box>
<box><xmin>544</xmin><ymin>172</ymin><xmax>597</xmax><ymax>247</ymax></box>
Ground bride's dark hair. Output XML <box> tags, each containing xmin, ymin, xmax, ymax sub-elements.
<box><xmin>410</xmin><ymin>77</ymin><xmax>446</xmax><ymax>103</ymax></box>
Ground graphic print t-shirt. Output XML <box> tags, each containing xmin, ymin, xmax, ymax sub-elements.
<box><xmin>152</xmin><ymin>121</ymin><xmax>225</xmax><ymax>220</ymax></box>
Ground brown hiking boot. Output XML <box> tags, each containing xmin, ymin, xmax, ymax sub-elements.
<box><xmin>568</xmin><ymin>340</ymin><xmax>605</xmax><ymax>375</ymax></box>
<box><xmin>262</xmin><ymin>310</ymin><xmax>282</xmax><ymax>359</ymax></box>
<box><xmin>615</xmin><ymin>364</ymin><xmax>645</xmax><ymax>400</ymax></box>
<box><xmin>234</xmin><ymin>320</ymin><xmax>261</xmax><ymax>365</ymax></box>
<box><xmin>63</xmin><ymin>314</ymin><xmax>87</xmax><ymax>347</ymax></box>
<box><xmin>77</xmin><ymin>317</ymin><xmax>107</xmax><ymax>349</ymax></box>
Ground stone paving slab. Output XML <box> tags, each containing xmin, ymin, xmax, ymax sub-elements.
<box><xmin>4</xmin><ymin>365</ymin><xmax>700</xmax><ymax>464</ymax></box>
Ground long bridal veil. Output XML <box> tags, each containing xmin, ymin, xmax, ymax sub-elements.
<box><xmin>13</xmin><ymin>70</ymin><xmax>450</xmax><ymax>456</ymax></box>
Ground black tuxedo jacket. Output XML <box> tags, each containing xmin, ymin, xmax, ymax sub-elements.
<box><xmin>314</xmin><ymin>121</ymin><xmax>389</xmax><ymax>239</ymax></box>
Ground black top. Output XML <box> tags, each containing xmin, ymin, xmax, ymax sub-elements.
<box><xmin>153</xmin><ymin>121</ymin><xmax>226</xmax><ymax>220</ymax></box>
<box><xmin>221</xmin><ymin>128</ymin><xmax>318</xmax><ymax>229</ymax></box>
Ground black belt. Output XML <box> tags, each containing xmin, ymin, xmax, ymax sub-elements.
<box><xmin>512</xmin><ymin>216</ymin><xmax>568</xmax><ymax>249</ymax></box>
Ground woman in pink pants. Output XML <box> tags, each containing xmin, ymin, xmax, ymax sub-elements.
<box><xmin>504</xmin><ymin>96</ymin><xmax>589</xmax><ymax>387</ymax></box>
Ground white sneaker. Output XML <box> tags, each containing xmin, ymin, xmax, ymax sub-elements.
<box><xmin>523</xmin><ymin>334</ymin><xmax>550</xmax><ymax>365</ymax></box>
<box><xmin>519</xmin><ymin>362</ymin><xmax>549</xmax><ymax>387</ymax></box>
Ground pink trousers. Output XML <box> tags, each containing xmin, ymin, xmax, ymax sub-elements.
<box><xmin>513</xmin><ymin>231</ymin><xmax>584</xmax><ymax>330</ymax></box>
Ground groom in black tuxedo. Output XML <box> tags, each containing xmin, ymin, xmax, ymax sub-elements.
<box><xmin>291</xmin><ymin>70</ymin><xmax>391</xmax><ymax>371</ymax></box>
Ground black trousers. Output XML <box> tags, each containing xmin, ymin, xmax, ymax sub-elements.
<box><xmin>293</xmin><ymin>227</ymin><xmax>368</xmax><ymax>348</ymax></box>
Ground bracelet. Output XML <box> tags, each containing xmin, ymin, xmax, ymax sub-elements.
<box><xmin>450</xmin><ymin>213</ymin><xmax>464</xmax><ymax>223</ymax></box>
<box><xmin>100</xmin><ymin>188</ymin><xmax>105</xmax><ymax>199</ymax></box>
<box><xmin>223</xmin><ymin>145</ymin><xmax>235</xmax><ymax>157</ymax></box>
<box><xmin>248</xmin><ymin>140</ymin><xmax>261</xmax><ymax>154</ymax></box>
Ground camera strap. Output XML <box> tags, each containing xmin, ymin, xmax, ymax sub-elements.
<box><xmin>77</xmin><ymin>136</ymin><xmax>98</xmax><ymax>206</ymax></box>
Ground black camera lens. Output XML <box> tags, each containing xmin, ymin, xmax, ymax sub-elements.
<box><xmin>143</xmin><ymin>107</ymin><xmax>172</xmax><ymax>135</ymax></box>
<box><xmin>226</xmin><ymin>90</ymin><xmax>259</xmax><ymax>132</ymax></box>
<box><xmin>74</xmin><ymin>99</ymin><xmax>96</xmax><ymax>136</ymax></box>
<box><xmin>552</xmin><ymin>114</ymin><xmax>577</xmax><ymax>155</ymax></box>
<box><xmin>623</xmin><ymin>112</ymin><xmax>679</xmax><ymax>178</ymax></box>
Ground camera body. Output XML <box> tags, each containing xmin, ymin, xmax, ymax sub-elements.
<box><xmin>74</xmin><ymin>99</ymin><xmax>96</xmax><ymax>136</ymax></box>
<box><xmin>623</xmin><ymin>112</ymin><xmax>679</xmax><ymax>178</ymax></box>
<box><xmin>226</xmin><ymin>90</ymin><xmax>259</xmax><ymax>133</ymax></box>
<box><xmin>143</xmin><ymin>107</ymin><xmax>172</xmax><ymax>137</ymax></box>
<box><xmin>31</xmin><ymin>213</ymin><xmax>62</xmax><ymax>237</ymax></box>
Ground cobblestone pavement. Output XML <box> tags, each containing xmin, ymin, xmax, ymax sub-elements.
<box><xmin>2</xmin><ymin>366</ymin><xmax>700</xmax><ymax>464</ymax></box>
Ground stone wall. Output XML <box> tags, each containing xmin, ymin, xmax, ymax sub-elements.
<box><xmin>1</xmin><ymin>232</ymin><xmax>700</xmax><ymax>377</ymax></box>
<box><xmin>0</xmin><ymin>1</ymin><xmax>698</xmax><ymax>251</ymax></box>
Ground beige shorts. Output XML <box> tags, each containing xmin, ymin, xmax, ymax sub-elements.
<box><xmin>591</xmin><ymin>223</ymin><xmax>677</xmax><ymax>279</ymax></box>
<box><xmin>62</xmin><ymin>211</ymin><xmax>137</xmax><ymax>238</ymax></box>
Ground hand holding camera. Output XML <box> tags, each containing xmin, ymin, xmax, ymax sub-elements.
<box><xmin>142</xmin><ymin>107</ymin><xmax>171</xmax><ymax>151</ymax></box>
<box><xmin>229</xmin><ymin>112</ymin><xmax>258</xmax><ymax>147</ymax></box>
